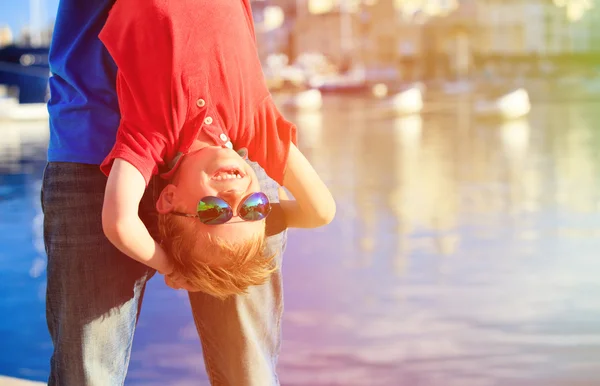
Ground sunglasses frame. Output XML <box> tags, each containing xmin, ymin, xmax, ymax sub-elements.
<box><xmin>171</xmin><ymin>192</ymin><xmax>271</xmax><ymax>225</ymax></box>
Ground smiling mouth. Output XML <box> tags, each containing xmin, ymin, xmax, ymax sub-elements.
<box><xmin>211</xmin><ymin>167</ymin><xmax>245</xmax><ymax>181</ymax></box>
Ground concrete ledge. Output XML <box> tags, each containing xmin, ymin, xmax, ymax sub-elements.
<box><xmin>0</xmin><ymin>376</ymin><xmax>45</xmax><ymax>385</ymax></box>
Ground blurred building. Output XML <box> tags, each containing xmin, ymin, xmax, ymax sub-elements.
<box><xmin>290</xmin><ymin>0</ymin><xmax>464</xmax><ymax>80</ymax></box>
<box><xmin>419</xmin><ymin>0</ymin><xmax>476</xmax><ymax>80</ymax></box>
<box><xmin>420</xmin><ymin>0</ymin><xmax>600</xmax><ymax>78</ymax></box>
<box><xmin>361</xmin><ymin>0</ymin><xmax>423</xmax><ymax>79</ymax></box>
<box><xmin>15</xmin><ymin>25</ymin><xmax>52</xmax><ymax>47</ymax></box>
<box><xmin>293</xmin><ymin>10</ymin><xmax>361</xmax><ymax>67</ymax></box>
<box><xmin>474</xmin><ymin>0</ymin><xmax>600</xmax><ymax>71</ymax></box>
<box><xmin>0</xmin><ymin>26</ymin><xmax>14</xmax><ymax>47</ymax></box>
<box><xmin>291</xmin><ymin>0</ymin><xmax>423</xmax><ymax>80</ymax></box>
<box><xmin>253</xmin><ymin>0</ymin><xmax>600</xmax><ymax>79</ymax></box>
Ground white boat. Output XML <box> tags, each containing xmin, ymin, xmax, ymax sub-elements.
<box><xmin>308</xmin><ymin>67</ymin><xmax>368</xmax><ymax>94</ymax></box>
<box><xmin>264</xmin><ymin>54</ymin><xmax>309</xmax><ymax>91</ymax></box>
<box><xmin>474</xmin><ymin>88</ymin><xmax>531</xmax><ymax>120</ymax></box>
<box><xmin>0</xmin><ymin>96</ymin><xmax>48</xmax><ymax>122</ymax></box>
<box><xmin>282</xmin><ymin>89</ymin><xmax>323</xmax><ymax>112</ymax></box>
<box><xmin>0</xmin><ymin>0</ymin><xmax>50</xmax><ymax>123</ymax></box>
<box><xmin>380</xmin><ymin>86</ymin><xmax>424</xmax><ymax>116</ymax></box>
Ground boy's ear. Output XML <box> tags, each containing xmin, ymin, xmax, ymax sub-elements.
<box><xmin>156</xmin><ymin>184</ymin><xmax>178</xmax><ymax>214</ymax></box>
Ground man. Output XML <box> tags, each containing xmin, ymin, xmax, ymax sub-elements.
<box><xmin>43</xmin><ymin>0</ymin><xmax>287</xmax><ymax>384</ymax></box>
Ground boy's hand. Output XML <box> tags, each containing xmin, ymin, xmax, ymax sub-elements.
<box><xmin>164</xmin><ymin>271</ymin><xmax>201</xmax><ymax>292</ymax></box>
<box><xmin>265</xmin><ymin>202</ymin><xmax>287</xmax><ymax>236</ymax></box>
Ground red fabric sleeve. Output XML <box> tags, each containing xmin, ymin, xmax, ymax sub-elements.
<box><xmin>243</xmin><ymin>96</ymin><xmax>298</xmax><ymax>185</ymax></box>
<box><xmin>98</xmin><ymin>1</ymin><xmax>187</xmax><ymax>185</ymax></box>
<box><xmin>100</xmin><ymin>120</ymin><xmax>167</xmax><ymax>185</ymax></box>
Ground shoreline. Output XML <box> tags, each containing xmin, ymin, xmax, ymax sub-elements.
<box><xmin>0</xmin><ymin>376</ymin><xmax>45</xmax><ymax>386</ymax></box>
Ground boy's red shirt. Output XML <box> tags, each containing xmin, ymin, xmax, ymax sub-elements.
<box><xmin>98</xmin><ymin>0</ymin><xmax>297</xmax><ymax>186</ymax></box>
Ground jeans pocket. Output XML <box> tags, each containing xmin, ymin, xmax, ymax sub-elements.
<box><xmin>40</xmin><ymin>162</ymin><xmax>50</xmax><ymax>213</ymax></box>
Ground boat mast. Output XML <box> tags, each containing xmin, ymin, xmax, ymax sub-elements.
<box><xmin>29</xmin><ymin>0</ymin><xmax>43</xmax><ymax>46</ymax></box>
<box><xmin>340</xmin><ymin>0</ymin><xmax>354</xmax><ymax>63</ymax></box>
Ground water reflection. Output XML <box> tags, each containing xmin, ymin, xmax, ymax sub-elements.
<box><xmin>279</xmin><ymin>98</ymin><xmax>600</xmax><ymax>385</ymax></box>
<box><xmin>2</xmin><ymin>98</ymin><xmax>600</xmax><ymax>385</ymax></box>
<box><xmin>390</xmin><ymin>114</ymin><xmax>422</xmax><ymax>274</ymax></box>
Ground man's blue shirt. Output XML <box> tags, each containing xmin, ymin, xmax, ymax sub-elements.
<box><xmin>47</xmin><ymin>0</ymin><xmax>120</xmax><ymax>165</ymax></box>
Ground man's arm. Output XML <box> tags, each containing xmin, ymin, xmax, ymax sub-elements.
<box><xmin>280</xmin><ymin>143</ymin><xmax>336</xmax><ymax>228</ymax></box>
<box><xmin>102</xmin><ymin>158</ymin><xmax>174</xmax><ymax>275</ymax></box>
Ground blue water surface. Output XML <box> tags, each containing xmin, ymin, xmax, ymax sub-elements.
<box><xmin>3</xmin><ymin>96</ymin><xmax>600</xmax><ymax>385</ymax></box>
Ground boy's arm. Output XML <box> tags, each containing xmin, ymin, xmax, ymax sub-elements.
<box><xmin>102</xmin><ymin>158</ymin><xmax>174</xmax><ymax>275</ymax></box>
<box><xmin>280</xmin><ymin>143</ymin><xmax>336</xmax><ymax>228</ymax></box>
<box><xmin>278</xmin><ymin>187</ymin><xmax>289</xmax><ymax>201</ymax></box>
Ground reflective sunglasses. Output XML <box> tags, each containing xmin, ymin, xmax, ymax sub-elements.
<box><xmin>171</xmin><ymin>192</ymin><xmax>271</xmax><ymax>225</ymax></box>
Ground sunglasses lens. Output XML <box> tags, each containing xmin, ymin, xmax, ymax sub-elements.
<box><xmin>197</xmin><ymin>197</ymin><xmax>232</xmax><ymax>225</ymax></box>
<box><xmin>239</xmin><ymin>192</ymin><xmax>271</xmax><ymax>221</ymax></box>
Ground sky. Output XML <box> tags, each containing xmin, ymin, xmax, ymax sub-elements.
<box><xmin>0</xmin><ymin>0</ymin><xmax>60</xmax><ymax>36</ymax></box>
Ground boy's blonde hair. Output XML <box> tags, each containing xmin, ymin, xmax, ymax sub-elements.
<box><xmin>158</xmin><ymin>213</ymin><xmax>277</xmax><ymax>299</ymax></box>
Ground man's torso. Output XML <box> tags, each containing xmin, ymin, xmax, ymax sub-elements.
<box><xmin>47</xmin><ymin>0</ymin><xmax>121</xmax><ymax>165</ymax></box>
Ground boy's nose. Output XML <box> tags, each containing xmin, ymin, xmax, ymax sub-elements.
<box><xmin>217</xmin><ymin>189</ymin><xmax>244</xmax><ymax>212</ymax></box>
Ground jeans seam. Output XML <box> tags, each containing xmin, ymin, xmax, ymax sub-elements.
<box><xmin>120</xmin><ymin>282</ymin><xmax>144</xmax><ymax>386</ymax></box>
<box><xmin>191</xmin><ymin>306</ymin><xmax>220</xmax><ymax>385</ymax></box>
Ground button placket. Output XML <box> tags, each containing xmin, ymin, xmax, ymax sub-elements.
<box><xmin>195</xmin><ymin>96</ymin><xmax>230</xmax><ymax>149</ymax></box>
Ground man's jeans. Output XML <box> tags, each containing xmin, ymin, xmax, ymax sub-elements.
<box><xmin>42</xmin><ymin>161</ymin><xmax>286</xmax><ymax>386</ymax></box>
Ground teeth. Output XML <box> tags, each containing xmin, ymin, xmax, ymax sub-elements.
<box><xmin>213</xmin><ymin>172</ymin><xmax>242</xmax><ymax>180</ymax></box>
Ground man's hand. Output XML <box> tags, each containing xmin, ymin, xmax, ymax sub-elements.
<box><xmin>164</xmin><ymin>271</ymin><xmax>202</xmax><ymax>292</ymax></box>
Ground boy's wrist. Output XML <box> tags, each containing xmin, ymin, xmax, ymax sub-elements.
<box><xmin>155</xmin><ymin>249</ymin><xmax>175</xmax><ymax>276</ymax></box>
<box><xmin>157</xmin><ymin>260</ymin><xmax>174</xmax><ymax>276</ymax></box>
<box><xmin>152</xmin><ymin>241</ymin><xmax>174</xmax><ymax>275</ymax></box>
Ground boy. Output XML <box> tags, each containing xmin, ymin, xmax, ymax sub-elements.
<box><xmin>100</xmin><ymin>0</ymin><xmax>335</xmax><ymax>298</ymax></box>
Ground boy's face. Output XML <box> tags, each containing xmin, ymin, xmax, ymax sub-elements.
<box><xmin>157</xmin><ymin>144</ymin><xmax>265</xmax><ymax>246</ymax></box>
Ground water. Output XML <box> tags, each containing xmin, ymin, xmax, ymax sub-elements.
<box><xmin>2</xmin><ymin>96</ymin><xmax>600</xmax><ymax>385</ymax></box>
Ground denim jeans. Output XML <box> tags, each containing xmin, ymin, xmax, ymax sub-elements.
<box><xmin>42</xmin><ymin>161</ymin><xmax>286</xmax><ymax>386</ymax></box>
